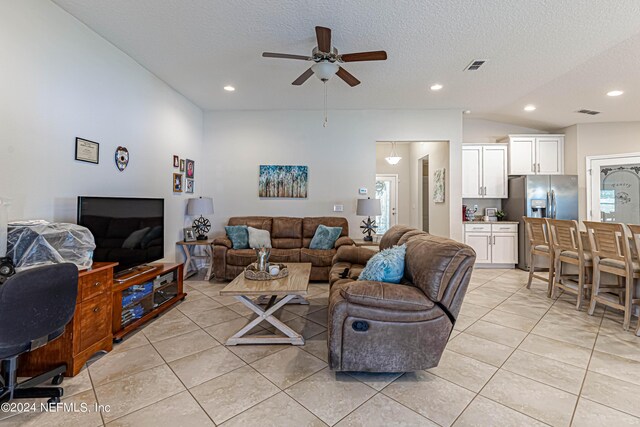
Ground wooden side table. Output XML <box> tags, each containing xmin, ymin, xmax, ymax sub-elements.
<box><xmin>177</xmin><ymin>240</ymin><xmax>214</xmax><ymax>280</ymax></box>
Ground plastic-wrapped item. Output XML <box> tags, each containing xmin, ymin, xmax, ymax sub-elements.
<box><xmin>7</xmin><ymin>221</ymin><xmax>96</xmax><ymax>271</ymax></box>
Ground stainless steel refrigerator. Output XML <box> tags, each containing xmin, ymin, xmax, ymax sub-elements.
<box><xmin>503</xmin><ymin>175</ymin><xmax>578</xmax><ymax>270</ymax></box>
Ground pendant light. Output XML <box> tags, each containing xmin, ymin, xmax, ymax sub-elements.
<box><xmin>385</xmin><ymin>142</ymin><xmax>402</xmax><ymax>165</ymax></box>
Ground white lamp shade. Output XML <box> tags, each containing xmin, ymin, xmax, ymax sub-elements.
<box><xmin>356</xmin><ymin>198</ymin><xmax>381</xmax><ymax>216</ymax></box>
<box><xmin>312</xmin><ymin>61</ymin><xmax>339</xmax><ymax>81</ymax></box>
<box><xmin>187</xmin><ymin>197</ymin><xmax>214</xmax><ymax>216</ymax></box>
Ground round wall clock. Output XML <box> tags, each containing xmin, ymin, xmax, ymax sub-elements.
<box><xmin>115</xmin><ymin>146</ymin><xmax>129</xmax><ymax>171</ymax></box>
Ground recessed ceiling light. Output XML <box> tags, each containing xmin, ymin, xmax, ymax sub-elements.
<box><xmin>430</xmin><ymin>83</ymin><xmax>443</xmax><ymax>91</ymax></box>
<box><xmin>607</xmin><ymin>90</ymin><xmax>623</xmax><ymax>97</ymax></box>
<box><xmin>223</xmin><ymin>85</ymin><xmax>235</xmax><ymax>92</ymax></box>
<box><xmin>463</xmin><ymin>110</ymin><xmax>471</xmax><ymax>115</ymax></box>
<box><xmin>524</xmin><ymin>104</ymin><xmax>536</xmax><ymax>112</ymax></box>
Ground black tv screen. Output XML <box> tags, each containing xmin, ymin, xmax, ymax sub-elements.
<box><xmin>77</xmin><ymin>197</ymin><xmax>164</xmax><ymax>272</ymax></box>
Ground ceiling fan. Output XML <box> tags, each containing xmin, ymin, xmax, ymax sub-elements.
<box><xmin>262</xmin><ymin>26</ymin><xmax>387</xmax><ymax>87</ymax></box>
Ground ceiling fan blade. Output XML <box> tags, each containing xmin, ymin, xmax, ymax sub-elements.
<box><xmin>336</xmin><ymin>67</ymin><xmax>360</xmax><ymax>87</ymax></box>
<box><xmin>262</xmin><ymin>52</ymin><xmax>312</xmax><ymax>60</ymax></box>
<box><xmin>340</xmin><ymin>50</ymin><xmax>388</xmax><ymax>62</ymax></box>
<box><xmin>315</xmin><ymin>26</ymin><xmax>331</xmax><ymax>53</ymax></box>
<box><xmin>292</xmin><ymin>68</ymin><xmax>314</xmax><ymax>85</ymax></box>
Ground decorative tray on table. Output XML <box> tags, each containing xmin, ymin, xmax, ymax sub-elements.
<box><xmin>244</xmin><ymin>263</ymin><xmax>289</xmax><ymax>281</ymax></box>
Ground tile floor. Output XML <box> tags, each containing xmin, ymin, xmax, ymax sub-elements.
<box><xmin>3</xmin><ymin>268</ymin><xmax>640</xmax><ymax>426</ymax></box>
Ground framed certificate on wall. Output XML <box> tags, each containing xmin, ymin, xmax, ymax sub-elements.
<box><xmin>75</xmin><ymin>137</ymin><xmax>99</xmax><ymax>164</ymax></box>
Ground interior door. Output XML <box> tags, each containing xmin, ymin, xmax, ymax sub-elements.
<box><xmin>464</xmin><ymin>233</ymin><xmax>491</xmax><ymax>264</ymax></box>
<box><xmin>589</xmin><ymin>155</ymin><xmax>640</xmax><ymax>223</ymax></box>
<box><xmin>482</xmin><ymin>145</ymin><xmax>508</xmax><ymax>198</ymax></box>
<box><xmin>462</xmin><ymin>146</ymin><xmax>482</xmax><ymax>197</ymax></box>
<box><xmin>536</xmin><ymin>137</ymin><xmax>563</xmax><ymax>175</ymax></box>
<box><xmin>375</xmin><ymin>174</ymin><xmax>398</xmax><ymax>235</ymax></box>
<box><xmin>509</xmin><ymin>137</ymin><xmax>535</xmax><ymax>175</ymax></box>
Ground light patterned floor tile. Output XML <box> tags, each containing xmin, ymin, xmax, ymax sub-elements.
<box><xmin>581</xmin><ymin>371</ymin><xmax>640</xmax><ymax>417</ymax></box>
<box><xmin>480</xmin><ymin>370</ymin><xmax>578</xmax><ymax>426</ymax></box>
<box><xmin>446</xmin><ymin>332</ymin><xmax>514</xmax><ymax>367</ymax></box>
<box><xmin>1</xmin><ymin>390</ymin><xmax>102</xmax><ymax>427</ymax></box>
<box><xmin>251</xmin><ymin>347</ymin><xmax>327</xmax><ymax>389</ymax></box>
<box><xmin>518</xmin><ymin>334</ymin><xmax>592</xmax><ymax>368</ymax></box>
<box><xmin>453</xmin><ymin>395</ymin><xmax>546</xmax><ymax>427</ymax></box>
<box><xmin>465</xmin><ymin>320</ymin><xmax>527</xmax><ymax>347</ymax></box>
<box><xmin>169</xmin><ymin>346</ymin><xmax>246</xmax><ymax>388</ymax></box>
<box><xmin>571</xmin><ymin>398</ymin><xmax>640</xmax><ymax>426</ymax></box>
<box><xmin>335</xmin><ymin>393</ymin><xmax>437</xmax><ymax>426</ymax></box>
<box><xmin>89</xmin><ymin>344</ymin><xmax>165</xmax><ymax>386</ymax></box>
<box><xmin>106</xmin><ymin>390</ymin><xmax>214</xmax><ymax>426</ymax></box>
<box><xmin>382</xmin><ymin>371</ymin><xmax>475</xmax><ymax>426</ymax></box>
<box><xmin>501</xmin><ymin>349</ymin><xmax>586</xmax><ymax>394</ymax></box>
<box><xmin>184</xmin><ymin>306</ymin><xmax>242</xmax><ymax>328</ymax></box>
<box><xmin>480</xmin><ymin>309</ymin><xmax>539</xmax><ymax>332</ymax></box>
<box><xmin>589</xmin><ymin>350</ymin><xmax>640</xmax><ymax>386</ymax></box>
<box><xmin>191</xmin><ymin>365</ymin><xmax>279</xmax><ymax>424</ymax></box>
<box><xmin>285</xmin><ymin>368</ymin><xmax>376</xmax><ymax>426</ymax></box>
<box><xmin>347</xmin><ymin>371</ymin><xmax>402</xmax><ymax>391</ymax></box>
<box><xmin>152</xmin><ymin>328</ymin><xmax>220</xmax><ymax>362</ymax></box>
<box><xmin>221</xmin><ymin>392</ymin><xmax>326</xmax><ymax>427</ymax></box>
<box><xmin>300</xmin><ymin>331</ymin><xmax>329</xmax><ymax>363</ymax></box>
<box><xmin>427</xmin><ymin>350</ymin><xmax>498</xmax><ymax>392</ymax></box>
<box><xmin>94</xmin><ymin>364</ymin><xmax>185</xmax><ymax>423</ymax></box>
<box><xmin>177</xmin><ymin>296</ymin><xmax>223</xmax><ymax>315</ymax></box>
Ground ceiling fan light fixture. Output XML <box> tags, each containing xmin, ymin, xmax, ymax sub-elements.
<box><xmin>312</xmin><ymin>61</ymin><xmax>339</xmax><ymax>81</ymax></box>
<box><xmin>385</xmin><ymin>142</ymin><xmax>402</xmax><ymax>165</ymax></box>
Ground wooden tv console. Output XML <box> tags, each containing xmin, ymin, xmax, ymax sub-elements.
<box><xmin>18</xmin><ymin>262</ymin><xmax>186</xmax><ymax>377</ymax></box>
<box><xmin>112</xmin><ymin>262</ymin><xmax>186</xmax><ymax>342</ymax></box>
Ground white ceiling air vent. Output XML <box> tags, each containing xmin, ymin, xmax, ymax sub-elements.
<box><xmin>575</xmin><ymin>109</ymin><xmax>601</xmax><ymax>115</ymax></box>
<box><xmin>465</xmin><ymin>60</ymin><xmax>487</xmax><ymax>71</ymax></box>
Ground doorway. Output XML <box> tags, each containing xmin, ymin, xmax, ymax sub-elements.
<box><xmin>375</xmin><ymin>174</ymin><xmax>398</xmax><ymax>235</ymax></box>
<box><xmin>422</xmin><ymin>158</ymin><xmax>429</xmax><ymax>232</ymax></box>
<box><xmin>587</xmin><ymin>153</ymin><xmax>640</xmax><ymax>223</ymax></box>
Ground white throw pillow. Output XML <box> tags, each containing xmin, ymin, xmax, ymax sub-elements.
<box><xmin>247</xmin><ymin>226</ymin><xmax>272</xmax><ymax>249</ymax></box>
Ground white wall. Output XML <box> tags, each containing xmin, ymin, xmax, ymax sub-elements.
<box><xmin>0</xmin><ymin>0</ymin><xmax>204</xmax><ymax>262</ymax></box>
<box><xmin>375</xmin><ymin>143</ymin><xmax>411</xmax><ymax>225</ymax></box>
<box><xmin>559</xmin><ymin>122</ymin><xmax>640</xmax><ymax>220</ymax></box>
<box><xmin>203</xmin><ymin>110</ymin><xmax>464</xmax><ymax>241</ymax></box>
<box><xmin>463</xmin><ymin>118</ymin><xmax>546</xmax><ymax>143</ymax></box>
<box><xmin>410</xmin><ymin>142</ymin><xmax>450</xmax><ymax>237</ymax></box>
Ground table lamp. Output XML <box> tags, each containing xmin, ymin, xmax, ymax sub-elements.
<box><xmin>186</xmin><ymin>197</ymin><xmax>214</xmax><ymax>240</ymax></box>
<box><xmin>356</xmin><ymin>198</ymin><xmax>382</xmax><ymax>242</ymax></box>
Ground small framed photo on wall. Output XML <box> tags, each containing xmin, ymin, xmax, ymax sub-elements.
<box><xmin>183</xmin><ymin>227</ymin><xmax>196</xmax><ymax>242</ymax></box>
<box><xmin>180</xmin><ymin>159</ymin><xmax>185</xmax><ymax>172</ymax></box>
<box><xmin>186</xmin><ymin>178</ymin><xmax>194</xmax><ymax>194</ymax></box>
<box><xmin>75</xmin><ymin>137</ymin><xmax>100</xmax><ymax>164</ymax></box>
<box><xmin>173</xmin><ymin>173</ymin><xmax>183</xmax><ymax>192</ymax></box>
<box><xmin>173</xmin><ymin>155</ymin><xmax>179</xmax><ymax>168</ymax></box>
<box><xmin>186</xmin><ymin>159</ymin><xmax>195</xmax><ymax>178</ymax></box>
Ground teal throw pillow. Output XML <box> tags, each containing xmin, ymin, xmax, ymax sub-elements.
<box><xmin>225</xmin><ymin>225</ymin><xmax>249</xmax><ymax>249</ymax></box>
<box><xmin>358</xmin><ymin>244</ymin><xmax>407</xmax><ymax>284</ymax></box>
<box><xmin>309</xmin><ymin>225</ymin><xmax>342</xmax><ymax>250</ymax></box>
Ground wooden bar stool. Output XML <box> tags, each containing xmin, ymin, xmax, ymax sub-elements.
<box><xmin>585</xmin><ymin>221</ymin><xmax>640</xmax><ymax>331</ymax></box>
<box><xmin>547</xmin><ymin>219</ymin><xmax>592</xmax><ymax>309</ymax></box>
<box><xmin>628</xmin><ymin>224</ymin><xmax>640</xmax><ymax>335</ymax></box>
<box><xmin>523</xmin><ymin>217</ymin><xmax>554</xmax><ymax>297</ymax></box>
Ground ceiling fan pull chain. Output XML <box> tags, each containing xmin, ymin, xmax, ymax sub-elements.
<box><xmin>323</xmin><ymin>81</ymin><xmax>328</xmax><ymax>127</ymax></box>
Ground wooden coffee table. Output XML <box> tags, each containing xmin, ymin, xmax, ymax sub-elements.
<box><xmin>220</xmin><ymin>262</ymin><xmax>311</xmax><ymax>346</ymax></box>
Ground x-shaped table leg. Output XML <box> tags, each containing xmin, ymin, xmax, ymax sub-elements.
<box><xmin>225</xmin><ymin>294</ymin><xmax>304</xmax><ymax>345</ymax></box>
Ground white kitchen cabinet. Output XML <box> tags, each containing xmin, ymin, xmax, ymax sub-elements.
<box><xmin>462</xmin><ymin>144</ymin><xmax>508</xmax><ymax>198</ymax></box>
<box><xmin>464</xmin><ymin>223</ymin><xmax>518</xmax><ymax>266</ymax></box>
<box><xmin>503</xmin><ymin>135</ymin><xmax>564</xmax><ymax>175</ymax></box>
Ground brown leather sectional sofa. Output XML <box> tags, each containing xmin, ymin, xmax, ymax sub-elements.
<box><xmin>327</xmin><ymin>225</ymin><xmax>476</xmax><ymax>372</ymax></box>
<box><xmin>213</xmin><ymin>216</ymin><xmax>354</xmax><ymax>281</ymax></box>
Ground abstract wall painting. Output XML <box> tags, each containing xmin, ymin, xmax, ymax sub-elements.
<box><xmin>433</xmin><ymin>168</ymin><xmax>445</xmax><ymax>203</ymax></box>
<box><xmin>259</xmin><ymin>165</ymin><xmax>308</xmax><ymax>198</ymax></box>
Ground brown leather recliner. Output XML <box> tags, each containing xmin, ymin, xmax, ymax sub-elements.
<box><xmin>328</xmin><ymin>225</ymin><xmax>476</xmax><ymax>372</ymax></box>
<box><xmin>213</xmin><ymin>216</ymin><xmax>354</xmax><ymax>281</ymax></box>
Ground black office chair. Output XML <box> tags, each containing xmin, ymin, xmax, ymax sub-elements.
<box><xmin>0</xmin><ymin>263</ymin><xmax>78</xmax><ymax>405</ymax></box>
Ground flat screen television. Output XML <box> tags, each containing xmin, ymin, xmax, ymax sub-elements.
<box><xmin>77</xmin><ymin>197</ymin><xmax>164</xmax><ymax>272</ymax></box>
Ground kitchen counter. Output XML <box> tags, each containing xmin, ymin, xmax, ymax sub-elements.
<box><xmin>463</xmin><ymin>221</ymin><xmax>520</xmax><ymax>224</ymax></box>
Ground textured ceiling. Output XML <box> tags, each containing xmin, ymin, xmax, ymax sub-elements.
<box><xmin>52</xmin><ymin>0</ymin><xmax>640</xmax><ymax>129</ymax></box>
